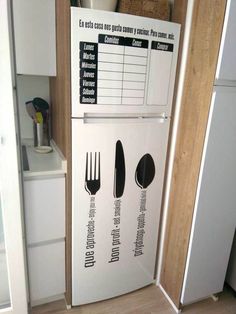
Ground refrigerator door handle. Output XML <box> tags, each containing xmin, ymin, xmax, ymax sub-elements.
<box><xmin>82</xmin><ymin>116</ymin><xmax>169</xmax><ymax>125</ymax></box>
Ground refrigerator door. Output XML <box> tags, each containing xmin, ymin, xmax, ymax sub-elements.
<box><xmin>71</xmin><ymin>8</ymin><xmax>180</xmax><ymax>117</ymax></box>
<box><xmin>72</xmin><ymin>117</ymin><xmax>170</xmax><ymax>305</ymax></box>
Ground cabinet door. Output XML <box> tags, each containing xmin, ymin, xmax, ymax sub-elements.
<box><xmin>215</xmin><ymin>0</ymin><xmax>236</xmax><ymax>82</ymax></box>
<box><xmin>181</xmin><ymin>87</ymin><xmax>236</xmax><ymax>304</ymax></box>
<box><xmin>24</xmin><ymin>177</ymin><xmax>65</xmax><ymax>244</ymax></box>
<box><xmin>12</xmin><ymin>0</ymin><xmax>56</xmax><ymax>76</ymax></box>
<box><xmin>72</xmin><ymin>117</ymin><xmax>169</xmax><ymax>305</ymax></box>
<box><xmin>28</xmin><ymin>241</ymin><xmax>65</xmax><ymax>304</ymax></box>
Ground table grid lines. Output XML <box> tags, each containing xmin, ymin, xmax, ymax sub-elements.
<box><xmin>98</xmin><ymin>70</ymin><xmax>147</xmax><ymax>75</ymax></box>
<box><xmin>79</xmin><ymin>36</ymin><xmax>174</xmax><ymax>106</ymax></box>
<box><xmin>97</xmin><ymin>87</ymin><xmax>145</xmax><ymax>91</ymax></box>
<box><xmin>98</xmin><ymin>61</ymin><xmax>147</xmax><ymax>67</ymax></box>
<box><xmin>98</xmin><ymin>52</ymin><xmax>148</xmax><ymax>59</ymax></box>
<box><xmin>97</xmin><ymin>78</ymin><xmax>146</xmax><ymax>83</ymax></box>
<box><xmin>95</xmin><ymin>35</ymin><xmax>148</xmax><ymax>105</ymax></box>
<box><xmin>120</xmin><ymin>47</ymin><xmax>125</xmax><ymax>102</ymax></box>
<box><xmin>98</xmin><ymin>96</ymin><xmax>145</xmax><ymax>99</ymax></box>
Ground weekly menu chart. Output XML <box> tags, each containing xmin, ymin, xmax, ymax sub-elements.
<box><xmin>71</xmin><ymin>8</ymin><xmax>180</xmax><ymax>115</ymax></box>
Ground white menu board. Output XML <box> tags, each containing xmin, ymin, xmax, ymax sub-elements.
<box><xmin>71</xmin><ymin>8</ymin><xmax>180</xmax><ymax>117</ymax></box>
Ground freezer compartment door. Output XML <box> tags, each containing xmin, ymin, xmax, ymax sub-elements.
<box><xmin>72</xmin><ymin>117</ymin><xmax>170</xmax><ymax>305</ymax></box>
<box><xmin>71</xmin><ymin>8</ymin><xmax>180</xmax><ymax>117</ymax></box>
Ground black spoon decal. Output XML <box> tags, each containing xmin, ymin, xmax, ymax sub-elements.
<box><xmin>135</xmin><ymin>153</ymin><xmax>155</xmax><ymax>189</ymax></box>
<box><xmin>134</xmin><ymin>153</ymin><xmax>156</xmax><ymax>257</ymax></box>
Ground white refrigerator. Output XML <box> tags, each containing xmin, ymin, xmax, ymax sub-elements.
<box><xmin>71</xmin><ymin>8</ymin><xmax>180</xmax><ymax>306</ymax></box>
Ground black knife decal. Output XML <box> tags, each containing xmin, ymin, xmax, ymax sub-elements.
<box><xmin>113</xmin><ymin>140</ymin><xmax>126</xmax><ymax>198</ymax></box>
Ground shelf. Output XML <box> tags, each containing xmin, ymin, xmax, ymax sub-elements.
<box><xmin>22</xmin><ymin>139</ymin><xmax>67</xmax><ymax>179</ymax></box>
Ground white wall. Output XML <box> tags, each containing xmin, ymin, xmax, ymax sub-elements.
<box><xmin>0</xmin><ymin>194</ymin><xmax>10</xmax><ymax>307</ymax></box>
<box><xmin>17</xmin><ymin>75</ymin><xmax>50</xmax><ymax>139</ymax></box>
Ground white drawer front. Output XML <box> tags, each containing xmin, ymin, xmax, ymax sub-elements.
<box><xmin>28</xmin><ymin>241</ymin><xmax>65</xmax><ymax>303</ymax></box>
<box><xmin>24</xmin><ymin>177</ymin><xmax>65</xmax><ymax>244</ymax></box>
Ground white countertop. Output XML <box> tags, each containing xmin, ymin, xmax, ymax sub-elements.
<box><xmin>22</xmin><ymin>139</ymin><xmax>67</xmax><ymax>179</ymax></box>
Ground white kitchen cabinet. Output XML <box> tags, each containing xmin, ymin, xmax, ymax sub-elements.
<box><xmin>24</xmin><ymin>174</ymin><xmax>65</xmax><ymax>305</ymax></box>
<box><xmin>12</xmin><ymin>0</ymin><xmax>56</xmax><ymax>76</ymax></box>
<box><xmin>215</xmin><ymin>0</ymin><xmax>236</xmax><ymax>82</ymax></box>
<box><xmin>24</xmin><ymin>176</ymin><xmax>65</xmax><ymax>244</ymax></box>
<box><xmin>28</xmin><ymin>241</ymin><xmax>65</xmax><ymax>305</ymax></box>
<box><xmin>181</xmin><ymin>87</ymin><xmax>236</xmax><ymax>304</ymax></box>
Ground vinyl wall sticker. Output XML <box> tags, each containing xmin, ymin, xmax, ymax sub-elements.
<box><xmin>134</xmin><ymin>154</ymin><xmax>156</xmax><ymax>257</ymax></box>
<box><xmin>84</xmin><ymin>152</ymin><xmax>101</xmax><ymax>268</ymax></box>
<box><xmin>109</xmin><ymin>140</ymin><xmax>126</xmax><ymax>264</ymax></box>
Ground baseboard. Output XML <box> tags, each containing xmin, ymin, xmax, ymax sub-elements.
<box><xmin>0</xmin><ymin>302</ymin><xmax>11</xmax><ymax>310</ymax></box>
<box><xmin>159</xmin><ymin>284</ymin><xmax>181</xmax><ymax>313</ymax></box>
<box><xmin>31</xmin><ymin>293</ymin><xmax>65</xmax><ymax>307</ymax></box>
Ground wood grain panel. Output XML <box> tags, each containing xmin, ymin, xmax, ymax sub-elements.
<box><xmin>31</xmin><ymin>285</ymin><xmax>236</xmax><ymax>314</ymax></box>
<box><xmin>118</xmin><ymin>0</ymin><xmax>170</xmax><ymax>20</ymax></box>
<box><xmin>49</xmin><ymin>0</ymin><xmax>72</xmax><ymax>305</ymax></box>
<box><xmin>156</xmin><ymin>0</ymin><xmax>187</xmax><ymax>280</ymax></box>
<box><xmin>165</xmin><ymin>0</ymin><xmax>188</xmax><ymax>149</ymax></box>
<box><xmin>160</xmin><ymin>0</ymin><xmax>226</xmax><ymax>308</ymax></box>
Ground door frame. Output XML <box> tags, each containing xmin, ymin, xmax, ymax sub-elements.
<box><xmin>0</xmin><ymin>0</ymin><xmax>28</xmax><ymax>313</ymax></box>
